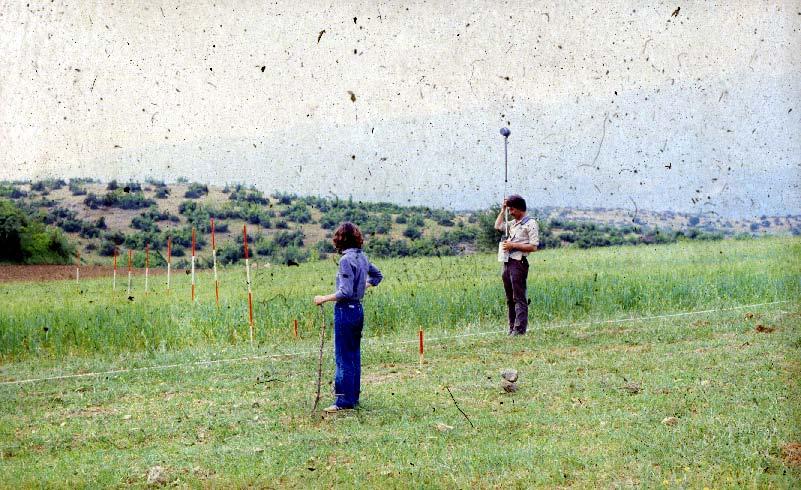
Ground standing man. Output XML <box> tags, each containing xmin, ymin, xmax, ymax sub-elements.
<box><xmin>494</xmin><ymin>194</ymin><xmax>539</xmax><ymax>335</ymax></box>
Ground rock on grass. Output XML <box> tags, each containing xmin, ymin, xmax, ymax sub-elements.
<box><xmin>147</xmin><ymin>466</ymin><xmax>168</xmax><ymax>486</ymax></box>
<box><xmin>501</xmin><ymin>369</ymin><xmax>518</xmax><ymax>382</ymax></box>
<box><xmin>501</xmin><ymin>379</ymin><xmax>518</xmax><ymax>393</ymax></box>
<box><xmin>661</xmin><ymin>416</ymin><xmax>679</xmax><ymax>427</ymax></box>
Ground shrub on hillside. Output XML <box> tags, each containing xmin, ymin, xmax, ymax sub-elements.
<box><xmin>278</xmin><ymin>245</ymin><xmax>309</xmax><ymax>264</ymax></box>
<box><xmin>84</xmin><ymin>191</ymin><xmax>155</xmax><ymax>210</ymax></box>
<box><xmin>229</xmin><ymin>186</ymin><xmax>268</xmax><ymax>205</ymax></box>
<box><xmin>0</xmin><ymin>199</ymin><xmax>74</xmax><ymax>264</ymax></box>
<box><xmin>272</xmin><ymin>192</ymin><xmax>295</xmax><ymax>205</ymax></box>
<box><xmin>403</xmin><ymin>226</ymin><xmax>422</xmax><ymax>240</ymax></box>
<box><xmin>281</xmin><ymin>202</ymin><xmax>312</xmax><ymax>223</ymax></box>
<box><xmin>273</xmin><ymin>230</ymin><xmax>304</xmax><ymax>247</ymax></box>
<box><xmin>69</xmin><ymin>181</ymin><xmax>87</xmax><ymax>196</ymax></box>
<box><xmin>184</xmin><ymin>183</ymin><xmax>209</xmax><ymax>199</ymax></box>
<box><xmin>131</xmin><ymin>215</ymin><xmax>160</xmax><ymax>232</ymax></box>
<box><xmin>217</xmin><ymin>242</ymin><xmax>243</xmax><ymax>264</ymax></box>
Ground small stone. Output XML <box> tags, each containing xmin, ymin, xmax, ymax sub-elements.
<box><xmin>661</xmin><ymin>416</ymin><xmax>679</xmax><ymax>426</ymax></box>
<box><xmin>146</xmin><ymin>466</ymin><xmax>168</xmax><ymax>486</ymax></box>
<box><xmin>123</xmin><ymin>414</ymin><xmax>132</xmax><ymax>420</ymax></box>
<box><xmin>623</xmin><ymin>382</ymin><xmax>641</xmax><ymax>394</ymax></box>
<box><xmin>435</xmin><ymin>422</ymin><xmax>454</xmax><ymax>432</ymax></box>
<box><xmin>501</xmin><ymin>379</ymin><xmax>518</xmax><ymax>393</ymax></box>
<box><xmin>501</xmin><ymin>369</ymin><xmax>518</xmax><ymax>383</ymax></box>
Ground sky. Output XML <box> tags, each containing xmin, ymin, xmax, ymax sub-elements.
<box><xmin>1</xmin><ymin>1</ymin><xmax>799</xmax><ymax>218</ymax></box>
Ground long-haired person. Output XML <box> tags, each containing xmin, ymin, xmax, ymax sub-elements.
<box><xmin>314</xmin><ymin>222</ymin><xmax>383</xmax><ymax>412</ymax></box>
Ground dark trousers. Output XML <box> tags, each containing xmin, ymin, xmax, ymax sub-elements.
<box><xmin>333</xmin><ymin>300</ymin><xmax>364</xmax><ymax>408</ymax></box>
<box><xmin>502</xmin><ymin>257</ymin><xmax>529</xmax><ymax>333</ymax></box>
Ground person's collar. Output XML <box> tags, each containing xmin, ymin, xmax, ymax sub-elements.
<box><xmin>343</xmin><ymin>248</ymin><xmax>361</xmax><ymax>254</ymax></box>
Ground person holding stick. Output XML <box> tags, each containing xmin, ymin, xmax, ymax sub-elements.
<box><xmin>313</xmin><ymin>222</ymin><xmax>383</xmax><ymax>413</ymax></box>
<box><xmin>494</xmin><ymin>194</ymin><xmax>539</xmax><ymax>335</ymax></box>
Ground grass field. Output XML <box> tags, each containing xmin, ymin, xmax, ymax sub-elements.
<box><xmin>0</xmin><ymin>237</ymin><xmax>798</xmax><ymax>362</ymax></box>
<box><xmin>0</xmin><ymin>238</ymin><xmax>799</xmax><ymax>487</ymax></box>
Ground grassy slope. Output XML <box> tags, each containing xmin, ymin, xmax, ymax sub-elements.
<box><xmin>0</xmin><ymin>238</ymin><xmax>799</xmax><ymax>487</ymax></box>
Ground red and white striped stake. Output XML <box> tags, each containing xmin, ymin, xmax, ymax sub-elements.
<box><xmin>127</xmin><ymin>249</ymin><xmax>133</xmax><ymax>295</ymax></box>
<box><xmin>166</xmin><ymin>237</ymin><xmax>171</xmax><ymax>291</ymax></box>
<box><xmin>212</xmin><ymin>218</ymin><xmax>219</xmax><ymax>306</ymax></box>
<box><xmin>144</xmin><ymin>243</ymin><xmax>150</xmax><ymax>294</ymax></box>
<box><xmin>191</xmin><ymin>227</ymin><xmax>196</xmax><ymax>302</ymax></box>
<box><xmin>244</xmin><ymin>224</ymin><xmax>254</xmax><ymax>345</ymax></box>
<box><xmin>419</xmin><ymin>329</ymin><xmax>424</xmax><ymax>365</ymax></box>
<box><xmin>75</xmin><ymin>250</ymin><xmax>80</xmax><ymax>284</ymax></box>
<box><xmin>112</xmin><ymin>246</ymin><xmax>118</xmax><ymax>291</ymax></box>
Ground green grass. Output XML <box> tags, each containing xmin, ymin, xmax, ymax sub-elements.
<box><xmin>0</xmin><ymin>237</ymin><xmax>799</xmax><ymax>487</ymax></box>
<box><xmin>0</xmin><ymin>237</ymin><xmax>798</xmax><ymax>362</ymax></box>
<box><xmin>0</xmin><ymin>305</ymin><xmax>799</xmax><ymax>487</ymax></box>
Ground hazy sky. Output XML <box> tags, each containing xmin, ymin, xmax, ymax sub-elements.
<box><xmin>1</xmin><ymin>1</ymin><xmax>799</xmax><ymax>217</ymax></box>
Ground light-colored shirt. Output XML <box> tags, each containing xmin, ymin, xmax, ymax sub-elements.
<box><xmin>334</xmin><ymin>248</ymin><xmax>383</xmax><ymax>301</ymax></box>
<box><xmin>501</xmin><ymin>216</ymin><xmax>539</xmax><ymax>260</ymax></box>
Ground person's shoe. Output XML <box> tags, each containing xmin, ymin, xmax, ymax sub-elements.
<box><xmin>509</xmin><ymin>330</ymin><xmax>525</xmax><ymax>336</ymax></box>
<box><xmin>323</xmin><ymin>404</ymin><xmax>351</xmax><ymax>413</ymax></box>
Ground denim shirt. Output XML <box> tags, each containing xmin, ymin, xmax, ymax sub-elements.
<box><xmin>335</xmin><ymin>248</ymin><xmax>383</xmax><ymax>301</ymax></box>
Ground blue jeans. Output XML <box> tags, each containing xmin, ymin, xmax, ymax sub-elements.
<box><xmin>333</xmin><ymin>300</ymin><xmax>363</xmax><ymax>408</ymax></box>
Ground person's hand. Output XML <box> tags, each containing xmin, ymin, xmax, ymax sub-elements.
<box><xmin>314</xmin><ymin>295</ymin><xmax>326</xmax><ymax>306</ymax></box>
<box><xmin>365</xmin><ymin>281</ymin><xmax>373</xmax><ymax>289</ymax></box>
<box><xmin>502</xmin><ymin>241</ymin><xmax>516</xmax><ymax>251</ymax></box>
<box><xmin>501</xmin><ymin>199</ymin><xmax>508</xmax><ymax>210</ymax></box>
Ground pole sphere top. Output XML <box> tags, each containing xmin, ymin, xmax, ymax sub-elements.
<box><xmin>500</xmin><ymin>127</ymin><xmax>511</xmax><ymax>138</ymax></box>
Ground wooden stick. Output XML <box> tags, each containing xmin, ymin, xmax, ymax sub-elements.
<box><xmin>191</xmin><ymin>227</ymin><xmax>196</xmax><ymax>302</ymax></box>
<box><xmin>166</xmin><ymin>237</ymin><xmax>171</xmax><ymax>291</ymax></box>
<box><xmin>112</xmin><ymin>246</ymin><xmax>117</xmax><ymax>291</ymax></box>
<box><xmin>144</xmin><ymin>243</ymin><xmax>149</xmax><ymax>294</ymax></box>
<box><xmin>419</xmin><ymin>329</ymin><xmax>424</xmax><ymax>365</ymax></box>
<box><xmin>243</xmin><ymin>225</ymin><xmax>254</xmax><ymax>345</ymax></box>
<box><xmin>311</xmin><ymin>305</ymin><xmax>327</xmax><ymax>413</ymax></box>
<box><xmin>212</xmin><ymin>217</ymin><xmax>219</xmax><ymax>306</ymax></box>
<box><xmin>127</xmin><ymin>249</ymin><xmax>132</xmax><ymax>295</ymax></box>
<box><xmin>446</xmin><ymin>386</ymin><xmax>474</xmax><ymax>428</ymax></box>
<box><xmin>293</xmin><ymin>319</ymin><xmax>299</xmax><ymax>338</ymax></box>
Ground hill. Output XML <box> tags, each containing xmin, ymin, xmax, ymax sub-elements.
<box><xmin>1</xmin><ymin>178</ymin><xmax>798</xmax><ymax>266</ymax></box>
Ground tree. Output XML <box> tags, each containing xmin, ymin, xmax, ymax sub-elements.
<box><xmin>0</xmin><ymin>199</ymin><xmax>26</xmax><ymax>261</ymax></box>
<box><xmin>477</xmin><ymin>208</ymin><xmax>503</xmax><ymax>251</ymax></box>
<box><xmin>0</xmin><ymin>199</ymin><xmax>74</xmax><ymax>264</ymax></box>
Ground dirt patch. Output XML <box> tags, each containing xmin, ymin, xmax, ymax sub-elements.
<box><xmin>781</xmin><ymin>443</ymin><xmax>801</xmax><ymax>467</ymax></box>
<box><xmin>755</xmin><ymin>324</ymin><xmax>776</xmax><ymax>333</ymax></box>
<box><xmin>0</xmin><ymin>265</ymin><xmax>168</xmax><ymax>283</ymax></box>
